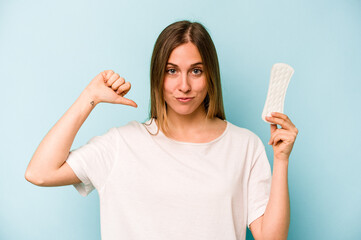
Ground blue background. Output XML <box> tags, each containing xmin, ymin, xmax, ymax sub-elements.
<box><xmin>1</xmin><ymin>0</ymin><xmax>360</xmax><ymax>239</ymax></box>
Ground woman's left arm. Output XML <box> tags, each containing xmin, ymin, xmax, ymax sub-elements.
<box><xmin>250</xmin><ymin>112</ymin><xmax>298</xmax><ymax>240</ymax></box>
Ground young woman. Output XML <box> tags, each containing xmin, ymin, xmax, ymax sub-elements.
<box><xmin>25</xmin><ymin>20</ymin><xmax>298</xmax><ymax>240</ymax></box>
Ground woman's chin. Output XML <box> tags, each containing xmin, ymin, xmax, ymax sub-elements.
<box><xmin>168</xmin><ymin>106</ymin><xmax>206</xmax><ymax>118</ymax></box>
<box><xmin>170</xmin><ymin>110</ymin><xmax>194</xmax><ymax>116</ymax></box>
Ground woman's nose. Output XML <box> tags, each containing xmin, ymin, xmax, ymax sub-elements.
<box><xmin>178</xmin><ymin>73</ymin><xmax>191</xmax><ymax>92</ymax></box>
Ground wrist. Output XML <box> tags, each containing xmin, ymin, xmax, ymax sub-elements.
<box><xmin>273</xmin><ymin>157</ymin><xmax>289</xmax><ymax>167</ymax></box>
<box><xmin>81</xmin><ymin>88</ymin><xmax>100</xmax><ymax>106</ymax></box>
<box><xmin>272</xmin><ymin>158</ymin><xmax>289</xmax><ymax>178</ymax></box>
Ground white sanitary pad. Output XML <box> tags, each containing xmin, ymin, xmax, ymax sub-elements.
<box><xmin>262</xmin><ymin>63</ymin><xmax>294</xmax><ymax>123</ymax></box>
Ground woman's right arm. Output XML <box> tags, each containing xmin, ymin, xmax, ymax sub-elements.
<box><xmin>25</xmin><ymin>70</ymin><xmax>137</xmax><ymax>187</ymax></box>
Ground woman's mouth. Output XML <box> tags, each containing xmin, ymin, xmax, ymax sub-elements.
<box><xmin>176</xmin><ymin>97</ymin><xmax>194</xmax><ymax>103</ymax></box>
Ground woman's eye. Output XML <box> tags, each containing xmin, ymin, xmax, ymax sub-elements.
<box><xmin>166</xmin><ymin>68</ymin><xmax>202</xmax><ymax>75</ymax></box>
<box><xmin>192</xmin><ymin>68</ymin><xmax>203</xmax><ymax>75</ymax></box>
<box><xmin>166</xmin><ymin>69</ymin><xmax>176</xmax><ymax>74</ymax></box>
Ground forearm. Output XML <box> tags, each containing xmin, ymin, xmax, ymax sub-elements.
<box><xmin>261</xmin><ymin>158</ymin><xmax>290</xmax><ymax>239</ymax></box>
<box><xmin>25</xmin><ymin>89</ymin><xmax>97</xmax><ymax>182</ymax></box>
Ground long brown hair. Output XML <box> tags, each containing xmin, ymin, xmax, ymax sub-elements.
<box><xmin>149</xmin><ymin>20</ymin><xmax>225</xmax><ymax>134</ymax></box>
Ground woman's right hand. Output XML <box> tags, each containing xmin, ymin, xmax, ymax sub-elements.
<box><xmin>84</xmin><ymin>70</ymin><xmax>138</xmax><ymax>108</ymax></box>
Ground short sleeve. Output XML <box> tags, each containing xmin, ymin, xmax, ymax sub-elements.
<box><xmin>66</xmin><ymin>127</ymin><xmax>119</xmax><ymax>197</ymax></box>
<box><xmin>247</xmin><ymin>137</ymin><xmax>272</xmax><ymax>228</ymax></box>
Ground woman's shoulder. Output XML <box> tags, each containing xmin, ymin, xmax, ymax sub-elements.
<box><xmin>226</xmin><ymin>121</ymin><xmax>263</xmax><ymax>143</ymax></box>
<box><xmin>107</xmin><ymin>119</ymin><xmax>161</xmax><ymax>141</ymax></box>
<box><xmin>110</xmin><ymin>120</ymin><xmax>147</xmax><ymax>135</ymax></box>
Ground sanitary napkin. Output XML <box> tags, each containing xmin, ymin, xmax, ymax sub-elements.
<box><xmin>262</xmin><ymin>63</ymin><xmax>294</xmax><ymax>123</ymax></box>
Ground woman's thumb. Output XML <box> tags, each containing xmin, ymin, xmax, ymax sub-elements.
<box><xmin>114</xmin><ymin>95</ymin><xmax>138</xmax><ymax>108</ymax></box>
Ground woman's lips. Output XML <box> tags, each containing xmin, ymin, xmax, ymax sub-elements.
<box><xmin>176</xmin><ymin>97</ymin><xmax>194</xmax><ymax>103</ymax></box>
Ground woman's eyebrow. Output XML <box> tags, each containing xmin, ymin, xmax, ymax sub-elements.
<box><xmin>166</xmin><ymin>62</ymin><xmax>203</xmax><ymax>67</ymax></box>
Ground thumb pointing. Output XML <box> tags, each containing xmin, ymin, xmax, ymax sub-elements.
<box><xmin>114</xmin><ymin>96</ymin><xmax>138</xmax><ymax>108</ymax></box>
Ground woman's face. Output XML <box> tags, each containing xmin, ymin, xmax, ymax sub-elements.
<box><xmin>163</xmin><ymin>42</ymin><xmax>208</xmax><ymax>117</ymax></box>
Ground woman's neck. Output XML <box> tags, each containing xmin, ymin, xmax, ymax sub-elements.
<box><xmin>166</xmin><ymin>105</ymin><xmax>208</xmax><ymax>136</ymax></box>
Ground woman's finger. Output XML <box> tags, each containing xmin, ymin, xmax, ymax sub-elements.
<box><xmin>266</xmin><ymin>115</ymin><xmax>293</xmax><ymax>130</ymax></box>
<box><xmin>269</xmin><ymin>128</ymin><xmax>296</xmax><ymax>145</ymax></box>
<box><xmin>102</xmin><ymin>70</ymin><xmax>114</xmax><ymax>83</ymax></box>
<box><xmin>270</xmin><ymin>123</ymin><xmax>278</xmax><ymax>134</ymax></box>
<box><xmin>105</xmin><ymin>70</ymin><xmax>114</xmax><ymax>81</ymax></box>
<box><xmin>111</xmin><ymin>77</ymin><xmax>125</xmax><ymax>90</ymax></box>
<box><xmin>106</xmin><ymin>73</ymin><xmax>120</xmax><ymax>87</ymax></box>
<box><xmin>116</xmin><ymin>82</ymin><xmax>131</xmax><ymax>95</ymax></box>
<box><xmin>119</xmin><ymin>87</ymin><xmax>130</xmax><ymax>96</ymax></box>
<box><xmin>112</xmin><ymin>95</ymin><xmax>137</xmax><ymax>108</ymax></box>
<box><xmin>121</xmin><ymin>97</ymin><xmax>138</xmax><ymax>108</ymax></box>
<box><xmin>270</xmin><ymin>112</ymin><xmax>290</xmax><ymax>120</ymax></box>
<box><xmin>272</xmin><ymin>133</ymin><xmax>288</xmax><ymax>146</ymax></box>
<box><xmin>271</xmin><ymin>112</ymin><xmax>295</xmax><ymax>126</ymax></box>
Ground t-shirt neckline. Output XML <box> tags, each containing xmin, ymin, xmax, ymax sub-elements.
<box><xmin>141</xmin><ymin>118</ymin><xmax>230</xmax><ymax>146</ymax></box>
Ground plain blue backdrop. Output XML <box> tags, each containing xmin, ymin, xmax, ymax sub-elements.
<box><xmin>1</xmin><ymin>0</ymin><xmax>360</xmax><ymax>239</ymax></box>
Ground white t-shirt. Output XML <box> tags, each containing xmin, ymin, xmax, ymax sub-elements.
<box><xmin>66</xmin><ymin>119</ymin><xmax>271</xmax><ymax>240</ymax></box>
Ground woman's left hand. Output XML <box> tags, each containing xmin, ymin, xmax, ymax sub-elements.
<box><xmin>265</xmin><ymin>112</ymin><xmax>298</xmax><ymax>162</ymax></box>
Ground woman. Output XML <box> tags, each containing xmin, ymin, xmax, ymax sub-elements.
<box><xmin>25</xmin><ymin>20</ymin><xmax>298</xmax><ymax>240</ymax></box>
